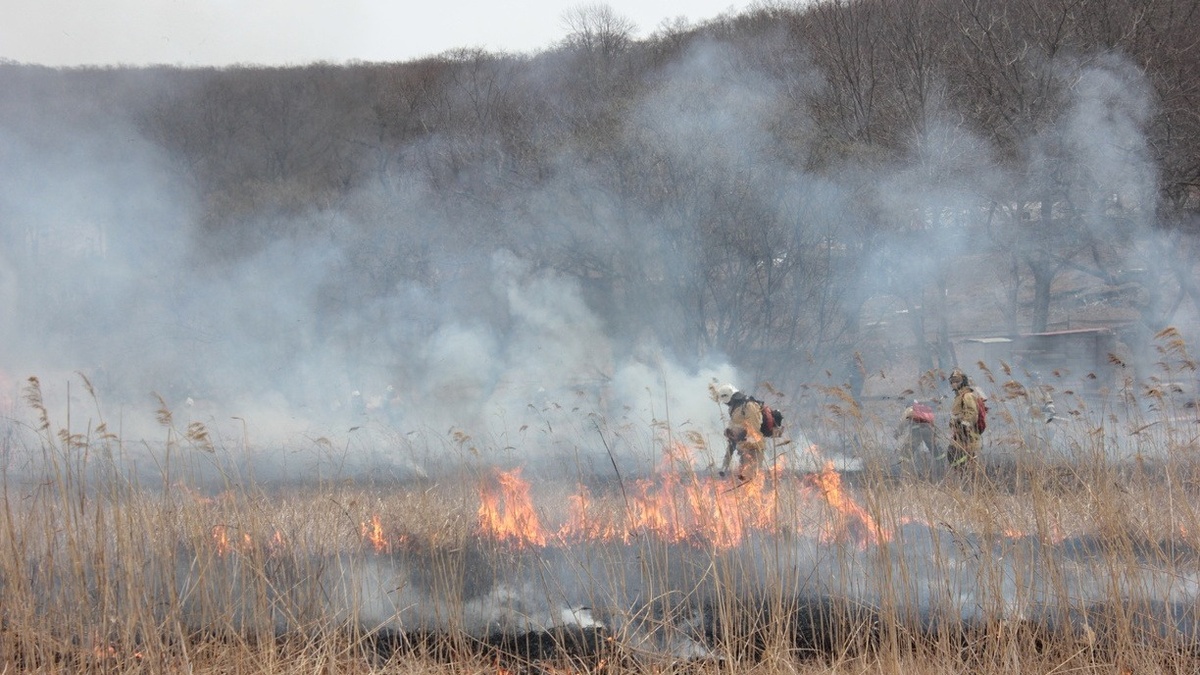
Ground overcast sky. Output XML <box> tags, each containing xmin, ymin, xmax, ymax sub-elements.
<box><xmin>1</xmin><ymin>0</ymin><xmax>762</xmax><ymax>67</ymax></box>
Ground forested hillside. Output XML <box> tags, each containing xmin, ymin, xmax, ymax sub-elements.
<box><xmin>2</xmin><ymin>0</ymin><xmax>1198</xmax><ymax>430</ymax></box>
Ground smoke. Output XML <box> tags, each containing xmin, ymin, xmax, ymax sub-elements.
<box><xmin>1</xmin><ymin>37</ymin><xmax>1194</xmax><ymax>485</ymax></box>
<box><xmin>1060</xmin><ymin>54</ymin><xmax>1159</xmax><ymax>234</ymax></box>
<box><xmin>249</xmin><ymin>527</ymin><xmax>1200</xmax><ymax>652</ymax></box>
<box><xmin>858</xmin><ymin>49</ymin><xmax>1197</xmax><ymax>402</ymax></box>
<box><xmin>0</xmin><ymin>82</ymin><xmax>752</xmax><ymax>483</ymax></box>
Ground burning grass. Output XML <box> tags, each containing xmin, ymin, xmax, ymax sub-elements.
<box><xmin>3</xmin><ymin>372</ymin><xmax>1200</xmax><ymax>674</ymax></box>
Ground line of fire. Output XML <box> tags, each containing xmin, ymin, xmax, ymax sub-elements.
<box><xmin>212</xmin><ymin>448</ymin><xmax>890</xmax><ymax>557</ymax></box>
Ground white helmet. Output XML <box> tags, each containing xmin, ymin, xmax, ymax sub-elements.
<box><xmin>715</xmin><ymin>383</ymin><xmax>738</xmax><ymax>405</ymax></box>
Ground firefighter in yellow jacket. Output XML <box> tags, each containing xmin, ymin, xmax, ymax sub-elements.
<box><xmin>714</xmin><ymin>383</ymin><xmax>765</xmax><ymax>480</ymax></box>
<box><xmin>947</xmin><ymin>368</ymin><xmax>981</xmax><ymax>471</ymax></box>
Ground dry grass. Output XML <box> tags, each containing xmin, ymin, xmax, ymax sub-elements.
<box><xmin>3</xmin><ymin>361</ymin><xmax>1200</xmax><ymax>674</ymax></box>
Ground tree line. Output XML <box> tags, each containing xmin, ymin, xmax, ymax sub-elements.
<box><xmin>3</xmin><ymin>0</ymin><xmax>1198</xmax><ymax>397</ymax></box>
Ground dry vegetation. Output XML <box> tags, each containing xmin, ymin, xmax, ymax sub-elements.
<box><xmin>3</xmin><ymin>353</ymin><xmax>1200</xmax><ymax>675</ymax></box>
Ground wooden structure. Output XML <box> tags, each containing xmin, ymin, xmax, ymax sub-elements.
<box><xmin>958</xmin><ymin>327</ymin><xmax>1119</xmax><ymax>393</ymax></box>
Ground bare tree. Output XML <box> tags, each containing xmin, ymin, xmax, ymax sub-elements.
<box><xmin>561</xmin><ymin>4</ymin><xmax>637</xmax><ymax>57</ymax></box>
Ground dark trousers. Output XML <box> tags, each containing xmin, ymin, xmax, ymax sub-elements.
<box><xmin>907</xmin><ymin>423</ymin><xmax>938</xmax><ymax>455</ymax></box>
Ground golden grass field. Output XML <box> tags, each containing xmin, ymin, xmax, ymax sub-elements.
<box><xmin>3</xmin><ymin>356</ymin><xmax>1200</xmax><ymax>674</ymax></box>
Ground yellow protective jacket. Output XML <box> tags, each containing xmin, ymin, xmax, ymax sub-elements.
<box><xmin>730</xmin><ymin>400</ymin><xmax>764</xmax><ymax>445</ymax></box>
<box><xmin>722</xmin><ymin>398</ymin><xmax>765</xmax><ymax>473</ymax></box>
<box><xmin>950</xmin><ymin>388</ymin><xmax>981</xmax><ymax>455</ymax></box>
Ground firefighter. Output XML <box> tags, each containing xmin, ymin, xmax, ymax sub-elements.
<box><xmin>947</xmin><ymin>369</ymin><xmax>981</xmax><ymax>473</ymax></box>
<box><xmin>895</xmin><ymin>399</ymin><xmax>940</xmax><ymax>479</ymax></box>
<box><xmin>714</xmin><ymin>383</ymin><xmax>765</xmax><ymax>481</ymax></box>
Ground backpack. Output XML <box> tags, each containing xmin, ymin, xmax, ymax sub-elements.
<box><xmin>750</xmin><ymin>397</ymin><xmax>784</xmax><ymax>437</ymax></box>
<box><xmin>972</xmin><ymin>390</ymin><xmax>988</xmax><ymax>434</ymax></box>
<box><xmin>911</xmin><ymin>402</ymin><xmax>934</xmax><ymax>424</ymax></box>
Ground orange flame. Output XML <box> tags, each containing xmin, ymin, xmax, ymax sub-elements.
<box><xmin>211</xmin><ymin>525</ymin><xmax>231</xmax><ymax>556</ymax></box>
<box><xmin>808</xmin><ymin>461</ymin><xmax>890</xmax><ymax>548</ymax></box>
<box><xmin>559</xmin><ymin>486</ymin><xmax>622</xmax><ymax>541</ymax></box>
<box><xmin>269</xmin><ymin>530</ymin><xmax>286</xmax><ymax>556</ymax></box>
<box><xmin>555</xmin><ymin>451</ymin><xmax>787</xmax><ymax>549</ymax></box>
<box><xmin>477</xmin><ymin>468</ymin><xmax>548</xmax><ymax>548</ymax></box>
<box><xmin>362</xmin><ymin>514</ymin><xmax>390</xmax><ymax>552</ymax></box>
<box><xmin>210</xmin><ymin>525</ymin><xmax>255</xmax><ymax>556</ymax></box>
<box><xmin>474</xmin><ymin>446</ymin><xmax>893</xmax><ymax>551</ymax></box>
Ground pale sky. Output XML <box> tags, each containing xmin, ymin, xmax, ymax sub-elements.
<box><xmin>1</xmin><ymin>0</ymin><xmax>761</xmax><ymax>67</ymax></box>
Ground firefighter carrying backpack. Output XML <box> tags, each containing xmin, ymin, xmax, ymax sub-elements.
<box><xmin>750</xmin><ymin>397</ymin><xmax>784</xmax><ymax>437</ymax></box>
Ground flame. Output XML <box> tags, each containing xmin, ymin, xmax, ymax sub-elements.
<box><xmin>269</xmin><ymin>530</ymin><xmax>286</xmax><ymax>556</ymax></box>
<box><xmin>212</xmin><ymin>525</ymin><xmax>231</xmax><ymax>556</ymax></box>
<box><xmin>475</xmin><ymin>449</ymin><xmax>891</xmax><ymax>551</ymax></box>
<box><xmin>210</xmin><ymin>525</ymin><xmax>254</xmax><ymax>555</ymax></box>
<box><xmin>477</xmin><ymin>468</ymin><xmax>548</xmax><ymax>548</ymax></box>
<box><xmin>559</xmin><ymin>486</ymin><xmax>621</xmax><ymax>542</ymax></box>
<box><xmin>808</xmin><ymin>461</ymin><xmax>890</xmax><ymax>548</ymax></box>
<box><xmin>362</xmin><ymin>444</ymin><xmax>901</xmax><ymax>552</ymax></box>
<box><xmin>559</xmin><ymin>451</ymin><xmax>789</xmax><ymax>549</ymax></box>
<box><xmin>362</xmin><ymin>514</ymin><xmax>389</xmax><ymax>552</ymax></box>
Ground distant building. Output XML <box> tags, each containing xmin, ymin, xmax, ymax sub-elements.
<box><xmin>958</xmin><ymin>327</ymin><xmax>1120</xmax><ymax>395</ymax></box>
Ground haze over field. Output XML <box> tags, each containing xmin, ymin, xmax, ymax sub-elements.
<box><xmin>1</xmin><ymin>2</ymin><xmax>1197</xmax><ymax>484</ymax></box>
